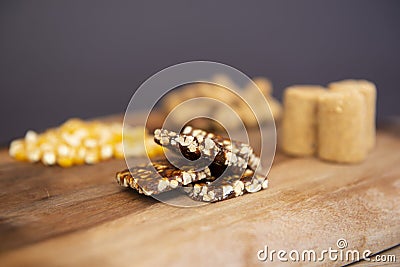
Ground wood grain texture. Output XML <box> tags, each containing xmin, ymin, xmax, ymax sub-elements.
<box><xmin>0</xmin><ymin>117</ymin><xmax>399</xmax><ymax>267</ymax></box>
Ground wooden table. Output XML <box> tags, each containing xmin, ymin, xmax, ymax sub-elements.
<box><xmin>0</xmin><ymin>117</ymin><xmax>399</xmax><ymax>266</ymax></box>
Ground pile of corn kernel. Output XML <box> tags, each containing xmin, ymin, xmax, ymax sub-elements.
<box><xmin>9</xmin><ymin>118</ymin><xmax>163</xmax><ymax>167</ymax></box>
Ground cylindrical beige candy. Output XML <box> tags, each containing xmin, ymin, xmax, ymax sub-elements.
<box><xmin>281</xmin><ymin>85</ymin><xmax>326</xmax><ymax>156</ymax></box>
<box><xmin>318</xmin><ymin>90</ymin><xmax>368</xmax><ymax>163</ymax></box>
<box><xmin>329</xmin><ymin>80</ymin><xmax>376</xmax><ymax>150</ymax></box>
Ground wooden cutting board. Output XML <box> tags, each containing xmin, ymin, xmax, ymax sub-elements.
<box><xmin>0</xmin><ymin>115</ymin><xmax>399</xmax><ymax>267</ymax></box>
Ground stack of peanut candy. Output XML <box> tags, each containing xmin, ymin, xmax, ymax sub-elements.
<box><xmin>116</xmin><ymin>126</ymin><xmax>268</xmax><ymax>202</ymax></box>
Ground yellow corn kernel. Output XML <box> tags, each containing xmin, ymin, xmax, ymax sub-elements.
<box><xmin>74</xmin><ymin>146</ymin><xmax>86</xmax><ymax>165</ymax></box>
<box><xmin>27</xmin><ymin>147</ymin><xmax>41</xmax><ymax>163</ymax></box>
<box><xmin>86</xmin><ymin>122</ymin><xmax>103</xmax><ymax>137</ymax></box>
<box><xmin>84</xmin><ymin>148</ymin><xmax>100</xmax><ymax>164</ymax></box>
<box><xmin>113</xmin><ymin>143</ymin><xmax>124</xmax><ymax>159</ymax></box>
<box><xmin>41</xmin><ymin>131</ymin><xmax>59</xmax><ymax>145</ymax></box>
<box><xmin>57</xmin><ymin>144</ymin><xmax>71</xmax><ymax>157</ymax></box>
<box><xmin>9</xmin><ymin>139</ymin><xmax>27</xmax><ymax>161</ymax></box>
<box><xmin>57</xmin><ymin>156</ymin><xmax>74</xmax><ymax>168</ymax></box>
<box><xmin>100</xmin><ymin>144</ymin><xmax>113</xmax><ymax>160</ymax></box>
<box><xmin>39</xmin><ymin>142</ymin><xmax>54</xmax><ymax>152</ymax></box>
<box><xmin>98</xmin><ymin>128</ymin><xmax>112</xmax><ymax>144</ymax></box>
<box><xmin>72</xmin><ymin>128</ymin><xmax>89</xmax><ymax>140</ymax></box>
<box><xmin>14</xmin><ymin>151</ymin><xmax>27</xmax><ymax>161</ymax></box>
<box><xmin>83</xmin><ymin>138</ymin><xmax>98</xmax><ymax>149</ymax></box>
<box><xmin>10</xmin><ymin>119</ymin><xmax>155</xmax><ymax>166</ymax></box>
<box><xmin>37</xmin><ymin>132</ymin><xmax>51</xmax><ymax>146</ymax></box>
<box><xmin>110</xmin><ymin>133</ymin><xmax>122</xmax><ymax>143</ymax></box>
<box><xmin>61</xmin><ymin>132</ymin><xmax>81</xmax><ymax>147</ymax></box>
<box><xmin>110</xmin><ymin>123</ymin><xmax>123</xmax><ymax>135</ymax></box>
<box><xmin>25</xmin><ymin>130</ymin><xmax>38</xmax><ymax>144</ymax></box>
<box><xmin>60</xmin><ymin>118</ymin><xmax>85</xmax><ymax>133</ymax></box>
<box><xmin>42</xmin><ymin>151</ymin><xmax>56</xmax><ymax>166</ymax></box>
<box><xmin>9</xmin><ymin>139</ymin><xmax>24</xmax><ymax>155</ymax></box>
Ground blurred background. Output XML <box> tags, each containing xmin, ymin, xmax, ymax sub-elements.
<box><xmin>1</xmin><ymin>0</ymin><xmax>399</xmax><ymax>145</ymax></box>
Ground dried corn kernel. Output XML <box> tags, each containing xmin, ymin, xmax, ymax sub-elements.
<box><xmin>25</xmin><ymin>130</ymin><xmax>38</xmax><ymax>144</ymax></box>
<box><xmin>100</xmin><ymin>144</ymin><xmax>113</xmax><ymax>160</ymax></box>
<box><xmin>27</xmin><ymin>147</ymin><xmax>41</xmax><ymax>163</ymax></box>
<box><xmin>9</xmin><ymin>139</ymin><xmax>24</xmax><ymax>156</ymax></box>
<box><xmin>9</xmin><ymin>139</ymin><xmax>27</xmax><ymax>161</ymax></box>
<box><xmin>60</xmin><ymin>118</ymin><xmax>85</xmax><ymax>133</ymax></box>
<box><xmin>83</xmin><ymin>138</ymin><xmax>98</xmax><ymax>149</ymax></box>
<box><xmin>114</xmin><ymin>143</ymin><xmax>124</xmax><ymax>159</ymax></box>
<box><xmin>39</xmin><ymin>142</ymin><xmax>53</xmax><ymax>152</ymax></box>
<box><xmin>61</xmin><ymin>132</ymin><xmax>81</xmax><ymax>147</ymax></box>
<box><xmin>57</xmin><ymin>144</ymin><xmax>71</xmax><ymax>157</ymax></box>
<box><xmin>9</xmin><ymin>118</ymin><xmax>159</xmax><ymax>167</ymax></box>
<box><xmin>57</xmin><ymin>156</ymin><xmax>74</xmax><ymax>168</ymax></box>
<box><xmin>42</xmin><ymin>151</ymin><xmax>56</xmax><ymax>166</ymax></box>
<box><xmin>74</xmin><ymin>146</ymin><xmax>86</xmax><ymax>165</ymax></box>
<box><xmin>84</xmin><ymin>149</ymin><xmax>100</xmax><ymax>164</ymax></box>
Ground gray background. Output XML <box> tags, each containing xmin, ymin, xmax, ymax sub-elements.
<box><xmin>1</xmin><ymin>0</ymin><xmax>399</xmax><ymax>145</ymax></box>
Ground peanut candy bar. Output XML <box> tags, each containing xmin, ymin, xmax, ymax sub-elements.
<box><xmin>117</xmin><ymin>126</ymin><xmax>267</xmax><ymax>202</ymax></box>
<box><xmin>186</xmin><ymin>169</ymin><xmax>268</xmax><ymax>202</ymax></box>
<box><xmin>154</xmin><ymin>126</ymin><xmax>257</xmax><ymax>170</ymax></box>
<box><xmin>181</xmin><ymin>126</ymin><xmax>262</xmax><ymax>171</ymax></box>
<box><xmin>116</xmin><ymin>159</ymin><xmax>214</xmax><ymax>195</ymax></box>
